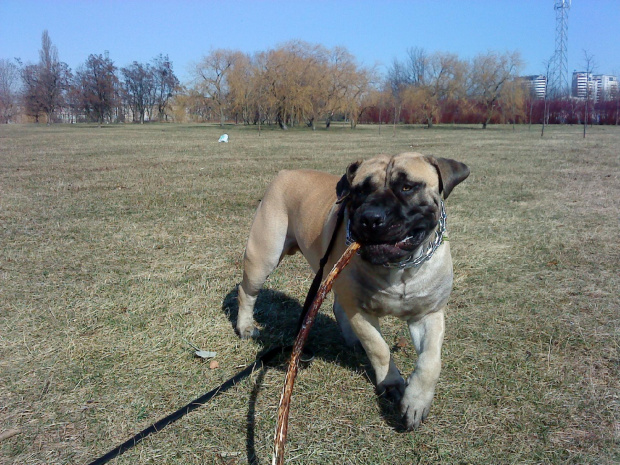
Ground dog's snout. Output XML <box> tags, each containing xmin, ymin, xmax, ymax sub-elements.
<box><xmin>360</xmin><ymin>208</ymin><xmax>386</xmax><ymax>230</ymax></box>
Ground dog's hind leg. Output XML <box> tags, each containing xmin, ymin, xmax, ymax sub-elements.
<box><xmin>236</xmin><ymin>196</ymin><xmax>293</xmax><ymax>339</ymax></box>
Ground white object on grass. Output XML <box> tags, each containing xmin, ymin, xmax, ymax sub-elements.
<box><xmin>195</xmin><ymin>350</ymin><xmax>217</xmax><ymax>359</ymax></box>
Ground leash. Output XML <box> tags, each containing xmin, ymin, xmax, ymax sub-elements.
<box><xmin>86</xmin><ymin>200</ymin><xmax>348</xmax><ymax>465</ymax></box>
<box><xmin>87</xmin><ymin>347</ymin><xmax>284</xmax><ymax>465</ymax></box>
<box><xmin>296</xmin><ymin>200</ymin><xmax>347</xmax><ymax>334</ymax></box>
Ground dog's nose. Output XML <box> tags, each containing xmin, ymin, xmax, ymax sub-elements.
<box><xmin>360</xmin><ymin>209</ymin><xmax>386</xmax><ymax>230</ymax></box>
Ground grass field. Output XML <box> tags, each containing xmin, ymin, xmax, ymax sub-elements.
<box><xmin>1</xmin><ymin>123</ymin><xmax>618</xmax><ymax>464</ymax></box>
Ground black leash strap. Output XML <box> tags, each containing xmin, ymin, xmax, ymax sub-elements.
<box><xmin>88</xmin><ymin>347</ymin><xmax>284</xmax><ymax>465</ymax></box>
<box><xmin>87</xmin><ymin>200</ymin><xmax>348</xmax><ymax>465</ymax></box>
<box><xmin>295</xmin><ymin>200</ymin><xmax>347</xmax><ymax>334</ymax></box>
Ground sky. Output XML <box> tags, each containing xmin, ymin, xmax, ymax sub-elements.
<box><xmin>1</xmin><ymin>0</ymin><xmax>619</xmax><ymax>84</ymax></box>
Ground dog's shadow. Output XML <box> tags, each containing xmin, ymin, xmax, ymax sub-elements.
<box><xmin>222</xmin><ymin>286</ymin><xmax>406</xmax><ymax>464</ymax></box>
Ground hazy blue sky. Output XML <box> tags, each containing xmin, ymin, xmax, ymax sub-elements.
<box><xmin>1</xmin><ymin>0</ymin><xmax>618</xmax><ymax>83</ymax></box>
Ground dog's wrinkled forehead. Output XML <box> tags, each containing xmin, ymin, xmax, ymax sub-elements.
<box><xmin>352</xmin><ymin>153</ymin><xmax>440</xmax><ymax>191</ymax></box>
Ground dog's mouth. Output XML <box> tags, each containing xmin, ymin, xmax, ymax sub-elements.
<box><xmin>350</xmin><ymin>225</ymin><xmax>434</xmax><ymax>266</ymax></box>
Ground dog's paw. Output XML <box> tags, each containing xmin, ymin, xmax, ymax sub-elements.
<box><xmin>376</xmin><ymin>378</ymin><xmax>405</xmax><ymax>404</ymax></box>
<box><xmin>236</xmin><ymin>323</ymin><xmax>259</xmax><ymax>339</ymax></box>
<box><xmin>399</xmin><ymin>389</ymin><xmax>434</xmax><ymax>430</ymax></box>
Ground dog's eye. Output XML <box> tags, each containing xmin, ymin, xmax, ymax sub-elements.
<box><xmin>399</xmin><ymin>181</ymin><xmax>423</xmax><ymax>193</ymax></box>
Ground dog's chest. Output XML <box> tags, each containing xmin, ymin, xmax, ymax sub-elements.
<box><xmin>343</xmin><ymin>248</ymin><xmax>453</xmax><ymax>319</ymax></box>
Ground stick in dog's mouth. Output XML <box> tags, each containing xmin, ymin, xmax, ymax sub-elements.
<box><xmin>272</xmin><ymin>241</ymin><xmax>361</xmax><ymax>465</ymax></box>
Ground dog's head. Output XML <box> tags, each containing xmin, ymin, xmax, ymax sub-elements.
<box><xmin>337</xmin><ymin>153</ymin><xmax>469</xmax><ymax>266</ymax></box>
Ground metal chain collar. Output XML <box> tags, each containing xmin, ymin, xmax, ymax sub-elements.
<box><xmin>345</xmin><ymin>201</ymin><xmax>447</xmax><ymax>269</ymax></box>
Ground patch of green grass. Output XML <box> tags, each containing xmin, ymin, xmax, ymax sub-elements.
<box><xmin>1</xmin><ymin>123</ymin><xmax>618</xmax><ymax>464</ymax></box>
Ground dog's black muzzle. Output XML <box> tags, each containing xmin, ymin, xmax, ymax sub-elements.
<box><xmin>349</xmin><ymin>196</ymin><xmax>438</xmax><ymax>266</ymax></box>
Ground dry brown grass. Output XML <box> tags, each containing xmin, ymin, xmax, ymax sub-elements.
<box><xmin>0</xmin><ymin>123</ymin><xmax>618</xmax><ymax>464</ymax></box>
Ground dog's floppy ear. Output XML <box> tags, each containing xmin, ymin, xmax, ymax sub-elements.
<box><xmin>426</xmin><ymin>156</ymin><xmax>470</xmax><ymax>199</ymax></box>
<box><xmin>336</xmin><ymin>160</ymin><xmax>361</xmax><ymax>202</ymax></box>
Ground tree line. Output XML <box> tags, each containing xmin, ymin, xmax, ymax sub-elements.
<box><xmin>1</xmin><ymin>31</ymin><xmax>618</xmax><ymax>127</ymax></box>
<box><xmin>1</xmin><ymin>31</ymin><xmax>179</xmax><ymax>125</ymax></box>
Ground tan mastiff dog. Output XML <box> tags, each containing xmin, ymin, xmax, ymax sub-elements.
<box><xmin>236</xmin><ymin>152</ymin><xmax>469</xmax><ymax>429</ymax></box>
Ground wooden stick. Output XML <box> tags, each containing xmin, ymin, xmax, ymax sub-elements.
<box><xmin>272</xmin><ymin>241</ymin><xmax>361</xmax><ymax>465</ymax></box>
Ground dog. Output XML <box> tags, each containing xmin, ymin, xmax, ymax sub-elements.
<box><xmin>236</xmin><ymin>152</ymin><xmax>469</xmax><ymax>429</ymax></box>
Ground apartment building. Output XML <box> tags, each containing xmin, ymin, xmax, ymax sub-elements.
<box><xmin>594</xmin><ymin>74</ymin><xmax>619</xmax><ymax>101</ymax></box>
<box><xmin>572</xmin><ymin>71</ymin><xmax>593</xmax><ymax>99</ymax></box>
<box><xmin>572</xmin><ymin>72</ymin><xmax>619</xmax><ymax>102</ymax></box>
<box><xmin>521</xmin><ymin>74</ymin><xmax>547</xmax><ymax>99</ymax></box>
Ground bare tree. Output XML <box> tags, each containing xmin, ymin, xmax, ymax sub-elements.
<box><xmin>501</xmin><ymin>79</ymin><xmax>526</xmax><ymax>130</ymax></box>
<box><xmin>325</xmin><ymin>46</ymin><xmax>372</xmax><ymax>129</ymax></box>
<box><xmin>541</xmin><ymin>57</ymin><xmax>553</xmax><ymax>137</ymax></box>
<box><xmin>74</xmin><ymin>53</ymin><xmax>119</xmax><ymax>124</ymax></box>
<box><xmin>186</xmin><ymin>42</ymin><xmax>370</xmax><ymax>131</ymax></box>
<box><xmin>342</xmin><ymin>61</ymin><xmax>373</xmax><ymax>129</ymax></box>
<box><xmin>19</xmin><ymin>31</ymin><xmax>71</xmax><ymax>123</ymax></box>
<box><xmin>386</xmin><ymin>50</ymin><xmax>428</xmax><ymax>131</ymax></box>
<box><xmin>192</xmin><ymin>49</ymin><xmax>241</xmax><ymax>127</ymax></box>
<box><xmin>412</xmin><ymin>52</ymin><xmax>466</xmax><ymax>128</ymax></box>
<box><xmin>248</xmin><ymin>51</ymin><xmax>275</xmax><ymax>133</ymax></box>
<box><xmin>227</xmin><ymin>52</ymin><xmax>257</xmax><ymax>124</ymax></box>
<box><xmin>39</xmin><ymin>31</ymin><xmax>70</xmax><ymax>122</ymax></box>
<box><xmin>469</xmin><ymin>51</ymin><xmax>523</xmax><ymax>129</ymax></box>
<box><xmin>253</xmin><ymin>42</ymin><xmax>313</xmax><ymax>130</ymax></box>
<box><xmin>0</xmin><ymin>58</ymin><xmax>20</xmax><ymax>123</ymax></box>
<box><xmin>121</xmin><ymin>61</ymin><xmax>154</xmax><ymax>123</ymax></box>
<box><xmin>387</xmin><ymin>47</ymin><xmax>429</xmax><ymax>90</ymax></box>
<box><xmin>21</xmin><ymin>63</ymin><xmax>45</xmax><ymax>122</ymax></box>
<box><xmin>405</xmin><ymin>47</ymin><xmax>430</xmax><ymax>86</ymax></box>
<box><xmin>582</xmin><ymin>50</ymin><xmax>596</xmax><ymax>138</ymax></box>
<box><xmin>36</xmin><ymin>31</ymin><xmax>71</xmax><ymax>123</ymax></box>
<box><xmin>151</xmin><ymin>54</ymin><xmax>179</xmax><ymax>121</ymax></box>
<box><xmin>388</xmin><ymin>48</ymin><xmax>467</xmax><ymax>128</ymax></box>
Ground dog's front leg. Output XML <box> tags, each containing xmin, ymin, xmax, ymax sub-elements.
<box><xmin>346</xmin><ymin>310</ymin><xmax>405</xmax><ymax>401</ymax></box>
<box><xmin>401</xmin><ymin>309</ymin><xmax>445</xmax><ymax>430</ymax></box>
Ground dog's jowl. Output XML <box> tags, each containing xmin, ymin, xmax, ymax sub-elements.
<box><xmin>236</xmin><ymin>152</ymin><xmax>469</xmax><ymax>430</ymax></box>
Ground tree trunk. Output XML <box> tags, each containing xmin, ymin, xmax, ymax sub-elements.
<box><xmin>325</xmin><ymin>111</ymin><xmax>333</xmax><ymax>129</ymax></box>
<box><xmin>392</xmin><ymin>104</ymin><xmax>400</xmax><ymax>137</ymax></box>
<box><xmin>276</xmin><ymin>108</ymin><xmax>288</xmax><ymax>130</ymax></box>
<box><xmin>541</xmin><ymin>100</ymin><xmax>547</xmax><ymax>138</ymax></box>
<box><xmin>583</xmin><ymin>100</ymin><xmax>588</xmax><ymax>138</ymax></box>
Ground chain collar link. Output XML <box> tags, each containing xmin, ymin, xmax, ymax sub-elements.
<box><xmin>346</xmin><ymin>201</ymin><xmax>447</xmax><ymax>269</ymax></box>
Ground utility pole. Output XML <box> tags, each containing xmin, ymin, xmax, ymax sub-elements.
<box><xmin>550</xmin><ymin>1</ymin><xmax>571</xmax><ymax>98</ymax></box>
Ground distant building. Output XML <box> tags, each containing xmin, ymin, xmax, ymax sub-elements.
<box><xmin>520</xmin><ymin>74</ymin><xmax>547</xmax><ymax>99</ymax></box>
<box><xmin>572</xmin><ymin>71</ymin><xmax>594</xmax><ymax>99</ymax></box>
<box><xmin>593</xmin><ymin>75</ymin><xmax>619</xmax><ymax>101</ymax></box>
<box><xmin>572</xmin><ymin>72</ymin><xmax>619</xmax><ymax>102</ymax></box>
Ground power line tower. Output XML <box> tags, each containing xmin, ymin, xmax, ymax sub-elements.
<box><xmin>550</xmin><ymin>0</ymin><xmax>571</xmax><ymax>97</ymax></box>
